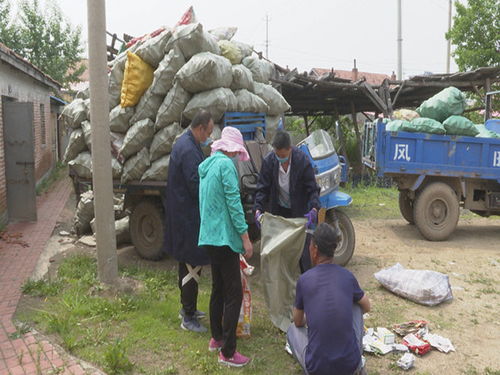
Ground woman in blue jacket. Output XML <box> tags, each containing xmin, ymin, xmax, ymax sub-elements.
<box><xmin>198</xmin><ymin>126</ymin><xmax>253</xmax><ymax>367</ymax></box>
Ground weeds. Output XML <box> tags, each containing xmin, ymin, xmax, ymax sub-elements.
<box><xmin>103</xmin><ymin>339</ymin><xmax>133</xmax><ymax>375</ymax></box>
<box><xmin>36</xmin><ymin>162</ymin><xmax>66</xmax><ymax>196</ymax></box>
<box><xmin>22</xmin><ymin>279</ymin><xmax>62</xmax><ymax>297</ymax></box>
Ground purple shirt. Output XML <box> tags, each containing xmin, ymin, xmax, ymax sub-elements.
<box><xmin>295</xmin><ymin>264</ymin><xmax>364</xmax><ymax>375</ymax></box>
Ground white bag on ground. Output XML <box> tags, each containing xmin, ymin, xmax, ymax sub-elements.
<box><xmin>253</xmin><ymin>82</ymin><xmax>291</xmax><ymax>115</ymax></box>
<box><xmin>141</xmin><ymin>154</ymin><xmax>170</xmax><ymax>181</ymax></box>
<box><xmin>242</xmin><ymin>56</ymin><xmax>275</xmax><ymax>83</ymax></box>
<box><xmin>260</xmin><ymin>213</ymin><xmax>307</xmax><ymax>332</ymax></box>
<box><xmin>121</xmin><ymin>147</ymin><xmax>150</xmax><ymax>183</ymax></box>
<box><xmin>176</xmin><ymin>52</ymin><xmax>232</xmax><ymax>93</ymax></box>
<box><xmin>151</xmin><ymin>46</ymin><xmax>185</xmax><ymax>96</ymax></box>
<box><xmin>61</xmin><ymin>98</ymin><xmax>88</xmax><ymax>128</ymax></box>
<box><xmin>234</xmin><ymin>89</ymin><xmax>269</xmax><ymax>113</ymax></box>
<box><xmin>135</xmin><ymin>29</ymin><xmax>172</xmax><ymax>68</ymax></box>
<box><xmin>90</xmin><ymin>216</ymin><xmax>130</xmax><ymax>245</ymax></box>
<box><xmin>109</xmin><ymin>105</ymin><xmax>135</xmax><ymax>133</ymax></box>
<box><xmin>183</xmin><ymin>87</ymin><xmax>237</xmax><ymax>122</ymax></box>
<box><xmin>150</xmin><ymin>122</ymin><xmax>182</xmax><ymax>161</ymax></box>
<box><xmin>155</xmin><ymin>82</ymin><xmax>191</xmax><ymax>130</ymax></box>
<box><xmin>63</xmin><ymin>129</ymin><xmax>87</xmax><ymax>164</ymax></box>
<box><xmin>230</xmin><ymin>65</ymin><xmax>254</xmax><ymax>92</ymax></box>
<box><xmin>129</xmin><ymin>88</ymin><xmax>164</xmax><ymax>123</ymax></box>
<box><xmin>165</xmin><ymin>23</ymin><xmax>220</xmax><ymax>59</ymax></box>
<box><xmin>119</xmin><ymin>118</ymin><xmax>155</xmax><ymax>160</ymax></box>
<box><xmin>68</xmin><ymin>152</ymin><xmax>92</xmax><ymax>179</ymax></box>
<box><xmin>374</xmin><ymin>263</ymin><xmax>453</xmax><ymax>306</ymax></box>
<box><xmin>80</xmin><ymin>120</ymin><xmax>92</xmax><ymax>151</ymax></box>
<box><xmin>74</xmin><ymin>190</ymin><xmax>94</xmax><ymax>235</ymax></box>
<box><xmin>208</xmin><ymin>26</ymin><xmax>237</xmax><ymax>41</ymax></box>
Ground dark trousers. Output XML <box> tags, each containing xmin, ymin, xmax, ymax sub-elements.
<box><xmin>205</xmin><ymin>245</ymin><xmax>242</xmax><ymax>358</ymax></box>
<box><xmin>275</xmin><ymin>205</ymin><xmax>312</xmax><ymax>273</ymax></box>
<box><xmin>178</xmin><ymin>262</ymin><xmax>202</xmax><ymax>317</ymax></box>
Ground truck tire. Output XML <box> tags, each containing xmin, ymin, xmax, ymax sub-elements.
<box><xmin>399</xmin><ymin>190</ymin><xmax>415</xmax><ymax>224</ymax></box>
<box><xmin>325</xmin><ymin>209</ymin><xmax>355</xmax><ymax>266</ymax></box>
<box><xmin>414</xmin><ymin>182</ymin><xmax>459</xmax><ymax>241</ymax></box>
<box><xmin>129</xmin><ymin>198</ymin><xmax>165</xmax><ymax>260</ymax></box>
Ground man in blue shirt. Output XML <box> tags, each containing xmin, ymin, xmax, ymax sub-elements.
<box><xmin>287</xmin><ymin>223</ymin><xmax>370</xmax><ymax>375</ymax></box>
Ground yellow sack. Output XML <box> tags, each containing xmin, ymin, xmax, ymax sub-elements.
<box><xmin>218</xmin><ymin>40</ymin><xmax>242</xmax><ymax>65</ymax></box>
<box><xmin>120</xmin><ymin>52</ymin><xmax>154</xmax><ymax>108</ymax></box>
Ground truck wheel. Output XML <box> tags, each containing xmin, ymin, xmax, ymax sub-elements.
<box><xmin>414</xmin><ymin>182</ymin><xmax>459</xmax><ymax>241</ymax></box>
<box><xmin>325</xmin><ymin>209</ymin><xmax>356</xmax><ymax>266</ymax></box>
<box><xmin>129</xmin><ymin>199</ymin><xmax>165</xmax><ymax>260</ymax></box>
<box><xmin>399</xmin><ymin>190</ymin><xmax>415</xmax><ymax>224</ymax></box>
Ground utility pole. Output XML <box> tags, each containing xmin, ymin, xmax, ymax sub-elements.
<box><xmin>397</xmin><ymin>0</ymin><xmax>403</xmax><ymax>80</ymax></box>
<box><xmin>87</xmin><ymin>0</ymin><xmax>118</xmax><ymax>284</ymax></box>
<box><xmin>265</xmin><ymin>14</ymin><xmax>269</xmax><ymax>59</ymax></box>
<box><xmin>446</xmin><ymin>0</ymin><xmax>452</xmax><ymax>73</ymax></box>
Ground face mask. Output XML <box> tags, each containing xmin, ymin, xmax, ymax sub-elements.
<box><xmin>200</xmin><ymin>137</ymin><xmax>212</xmax><ymax>147</ymax></box>
<box><xmin>276</xmin><ymin>155</ymin><xmax>289</xmax><ymax>164</ymax></box>
<box><xmin>231</xmin><ymin>155</ymin><xmax>240</xmax><ymax>163</ymax></box>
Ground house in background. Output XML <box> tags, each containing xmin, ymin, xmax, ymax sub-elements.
<box><xmin>0</xmin><ymin>42</ymin><xmax>65</xmax><ymax>226</ymax></box>
<box><xmin>310</xmin><ymin>63</ymin><xmax>396</xmax><ymax>86</ymax></box>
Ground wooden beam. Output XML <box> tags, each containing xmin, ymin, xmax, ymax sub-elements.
<box><xmin>362</xmin><ymin>82</ymin><xmax>388</xmax><ymax>114</ymax></box>
<box><xmin>303</xmin><ymin>115</ymin><xmax>310</xmax><ymax>136</ymax></box>
<box><xmin>392</xmin><ymin>81</ymin><xmax>406</xmax><ymax>108</ymax></box>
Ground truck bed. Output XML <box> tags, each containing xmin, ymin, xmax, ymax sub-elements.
<box><xmin>364</xmin><ymin>120</ymin><xmax>500</xmax><ymax>182</ymax></box>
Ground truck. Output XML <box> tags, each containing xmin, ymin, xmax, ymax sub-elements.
<box><xmin>71</xmin><ymin>112</ymin><xmax>356</xmax><ymax>265</ymax></box>
<box><xmin>362</xmin><ymin>109</ymin><xmax>500</xmax><ymax>241</ymax></box>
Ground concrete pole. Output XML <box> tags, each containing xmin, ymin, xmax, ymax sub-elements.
<box><xmin>446</xmin><ymin>0</ymin><xmax>452</xmax><ymax>74</ymax></box>
<box><xmin>397</xmin><ymin>0</ymin><xmax>403</xmax><ymax>80</ymax></box>
<box><xmin>87</xmin><ymin>0</ymin><xmax>118</xmax><ymax>284</ymax></box>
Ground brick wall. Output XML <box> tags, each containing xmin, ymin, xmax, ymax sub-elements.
<box><xmin>0</xmin><ymin>61</ymin><xmax>57</xmax><ymax>224</ymax></box>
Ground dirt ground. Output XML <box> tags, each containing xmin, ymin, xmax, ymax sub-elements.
<box><xmin>350</xmin><ymin>217</ymin><xmax>500</xmax><ymax>374</ymax></box>
<box><xmin>19</xmin><ymin>188</ymin><xmax>500</xmax><ymax>374</ymax></box>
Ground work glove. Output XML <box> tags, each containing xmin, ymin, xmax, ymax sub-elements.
<box><xmin>255</xmin><ymin>210</ymin><xmax>264</xmax><ymax>229</ymax></box>
<box><xmin>304</xmin><ymin>208</ymin><xmax>318</xmax><ymax>230</ymax></box>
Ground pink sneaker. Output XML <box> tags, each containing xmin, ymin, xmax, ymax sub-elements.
<box><xmin>218</xmin><ymin>351</ymin><xmax>251</xmax><ymax>367</ymax></box>
<box><xmin>208</xmin><ymin>338</ymin><xmax>223</xmax><ymax>352</ymax></box>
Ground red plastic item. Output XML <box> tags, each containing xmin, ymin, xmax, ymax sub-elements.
<box><xmin>176</xmin><ymin>6</ymin><xmax>197</xmax><ymax>26</ymax></box>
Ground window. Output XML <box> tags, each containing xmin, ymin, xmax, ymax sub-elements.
<box><xmin>40</xmin><ymin>103</ymin><xmax>46</xmax><ymax>145</ymax></box>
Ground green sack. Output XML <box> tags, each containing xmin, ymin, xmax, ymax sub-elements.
<box><xmin>386</xmin><ymin>120</ymin><xmax>412</xmax><ymax>131</ymax></box>
<box><xmin>443</xmin><ymin>115</ymin><xmax>479</xmax><ymax>136</ymax></box>
<box><xmin>475</xmin><ymin>124</ymin><xmax>500</xmax><ymax>139</ymax></box>
<box><xmin>416</xmin><ymin>87</ymin><xmax>466</xmax><ymax>122</ymax></box>
<box><xmin>409</xmin><ymin>117</ymin><xmax>446</xmax><ymax>135</ymax></box>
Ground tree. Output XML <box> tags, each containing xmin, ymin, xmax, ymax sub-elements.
<box><xmin>0</xmin><ymin>0</ymin><xmax>84</xmax><ymax>87</ymax></box>
<box><xmin>446</xmin><ymin>0</ymin><xmax>500</xmax><ymax>71</ymax></box>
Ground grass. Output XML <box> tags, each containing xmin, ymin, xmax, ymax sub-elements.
<box><xmin>19</xmin><ymin>254</ymin><xmax>302</xmax><ymax>375</ymax></box>
<box><xmin>342</xmin><ymin>184</ymin><xmax>400</xmax><ymax>220</ymax></box>
<box><xmin>35</xmin><ymin>162</ymin><xmax>66</xmax><ymax>196</ymax></box>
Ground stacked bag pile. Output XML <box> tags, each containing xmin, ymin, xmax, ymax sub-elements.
<box><xmin>62</xmin><ymin>15</ymin><xmax>290</xmax><ymax>185</ymax></box>
<box><xmin>386</xmin><ymin>87</ymin><xmax>499</xmax><ymax>138</ymax></box>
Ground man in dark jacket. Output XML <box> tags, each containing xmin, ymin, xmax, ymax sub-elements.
<box><xmin>254</xmin><ymin>130</ymin><xmax>320</xmax><ymax>271</ymax></box>
<box><xmin>163</xmin><ymin>110</ymin><xmax>214</xmax><ymax>333</ymax></box>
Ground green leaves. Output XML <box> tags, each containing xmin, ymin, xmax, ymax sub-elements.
<box><xmin>446</xmin><ymin>0</ymin><xmax>500</xmax><ymax>71</ymax></box>
<box><xmin>0</xmin><ymin>0</ymin><xmax>84</xmax><ymax>87</ymax></box>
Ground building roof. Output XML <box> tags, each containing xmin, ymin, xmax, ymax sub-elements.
<box><xmin>310</xmin><ymin>67</ymin><xmax>392</xmax><ymax>86</ymax></box>
<box><xmin>0</xmin><ymin>42</ymin><xmax>62</xmax><ymax>91</ymax></box>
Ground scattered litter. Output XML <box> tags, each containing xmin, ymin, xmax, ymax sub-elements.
<box><xmin>451</xmin><ymin>272</ymin><xmax>464</xmax><ymax>278</ymax></box>
<box><xmin>363</xmin><ymin>313</ymin><xmax>370</xmax><ymax>320</ymax></box>
<box><xmin>363</xmin><ymin>328</ymin><xmax>408</xmax><ymax>355</ymax></box>
<box><xmin>451</xmin><ymin>285</ymin><xmax>464</xmax><ymax>291</ymax></box>
<box><xmin>0</xmin><ymin>231</ymin><xmax>29</xmax><ymax>248</ymax></box>
<box><xmin>393</xmin><ymin>321</ymin><xmax>428</xmax><ymax>336</ymax></box>
<box><xmin>402</xmin><ymin>333</ymin><xmax>431</xmax><ymax>355</ymax></box>
<box><xmin>378</xmin><ymin>203</ymin><xmax>386</xmax><ymax>206</ymax></box>
<box><xmin>58</xmin><ymin>238</ymin><xmax>73</xmax><ymax>245</ymax></box>
<box><xmin>78</xmin><ymin>235</ymin><xmax>96</xmax><ymax>247</ymax></box>
<box><xmin>284</xmin><ymin>342</ymin><xmax>293</xmax><ymax>356</ymax></box>
<box><xmin>59</xmin><ymin>231</ymin><xmax>71</xmax><ymax>237</ymax></box>
<box><xmin>374</xmin><ymin>263</ymin><xmax>453</xmax><ymax>306</ymax></box>
<box><xmin>490</xmin><ymin>259</ymin><xmax>499</xmax><ymax>267</ymax></box>
<box><xmin>376</xmin><ymin>327</ymin><xmax>395</xmax><ymax>345</ymax></box>
<box><xmin>448</xmin><ymin>261</ymin><xmax>456</xmax><ymax>265</ymax></box>
<box><xmin>422</xmin><ymin>333</ymin><xmax>455</xmax><ymax>353</ymax></box>
<box><xmin>396</xmin><ymin>353</ymin><xmax>416</xmax><ymax>370</ymax></box>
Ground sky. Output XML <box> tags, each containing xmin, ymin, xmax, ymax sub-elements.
<box><xmin>25</xmin><ymin>0</ymin><xmax>459</xmax><ymax>78</ymax></box>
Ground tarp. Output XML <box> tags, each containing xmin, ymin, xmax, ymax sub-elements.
<box><xmin>260</xmin><ymin>213</ymin><xmax>306</xmax><ymax>332</ymax></box>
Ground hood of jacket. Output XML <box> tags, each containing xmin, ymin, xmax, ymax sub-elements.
<box><xmin>199</xmin><ymin>151</ymin><xmax>228</xmax><ymax>179</ymax></box>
